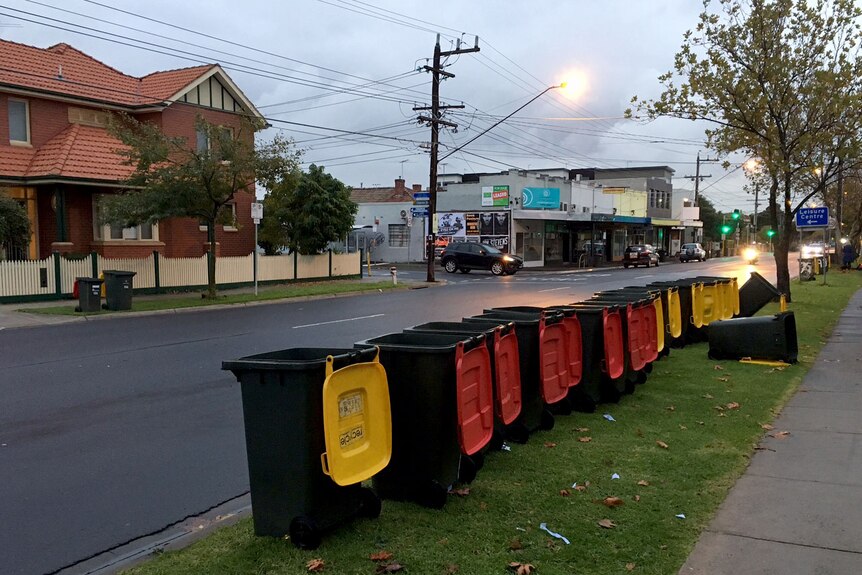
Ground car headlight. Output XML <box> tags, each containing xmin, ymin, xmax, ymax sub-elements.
<box><xmin>742</xmin><ymin>247</ymin><xmax>759</xmax><ymax>260</ymax></box>
<box><xmin>502</xmin><ymin>255</ymin><xmax>514</xmax><ymax>262</ymax></box>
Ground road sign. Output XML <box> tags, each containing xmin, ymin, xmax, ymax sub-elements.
<box><xmin>251</xmin><ymin>202</ymin><xmax>263</xmax><ymax>225</ymax></box>
<box><xmin>413</xmin><ymin>199</ymin><xmax>430</xmax><ymax>206</ymax></box>
<box><xmin>795</xmin><ymin>207</ymin><xmax>829</xmax><ymax>228</ymax></box>
<box><xmin>413</xmin><ymin>191</ymin><xmax>430</xmax><ymax>200</ymax></box>
<box><xmin>411</xmin><ymin>207</ymin><xmax>429</xmax><ymax>217</ymax></box>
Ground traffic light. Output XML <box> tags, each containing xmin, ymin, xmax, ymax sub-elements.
<box><xmin>721</xmin><ymin>224</ymin><xmax>732</xmax><ymax>234</ymax></box>
<box><xmin>731</xmin><ymin>209</ymin><xmax>741</xmax><ymax>220</ymax></box>
<box><xmin>766</xmin><ymin>229</ymin><xmax>776</xmax><ymax>238</ymax></box>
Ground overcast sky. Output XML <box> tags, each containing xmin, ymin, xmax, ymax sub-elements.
<box><xmin>1</xmin><ymin>0</ymin><xmax>757</xmax><ymax>212</ymax></box>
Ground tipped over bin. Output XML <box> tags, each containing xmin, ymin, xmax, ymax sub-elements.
<box><xmin>738</xmin><ymin>272</ymin><xmax>782</xmax><ymax>317</ymax></box>
<box><xmin>222</xmin><ymin>347</ymin><xmax>391</xmax><ymax>549</ymax></box>
<box><xmin>708</xmin><ymin>311</ymin><xmax>798</xmax><ymax>363</ymax></box>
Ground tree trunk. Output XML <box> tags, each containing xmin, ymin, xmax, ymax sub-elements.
<box><xmin>207</xmin><ymin>221</ymin><xmax>217</xmax><ymax>298</ymax></box>
<box><xmin>775</xmin><ymin>174</ymin><xmax>795</xmax><ymax>302</ymax></box>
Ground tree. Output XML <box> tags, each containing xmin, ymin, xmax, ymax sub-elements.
<box><xmin>697</xmin><ymin>195</ymin><xmax>721</xmax><ymax>242</ymax></box>
<box><xmin>102</xmin><ymin>114</ymin><xmax>300</xmax><ymax>297</ymax></box>
<box><xmin>259</xmin><ymin>164</ymin><xmax>357</xmax><ymax>255</ymax></box>
<box><xmin>0</xmin><ymin>192</ymin><xmax>30</xmax><ymax>259</ymax></box>
<box><xmin>631</xmin><ymin>0</ymin><xmax>862</xmax><ymax>299</ymax></box>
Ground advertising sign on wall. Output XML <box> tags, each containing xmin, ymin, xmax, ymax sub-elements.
<box><xmin>482</xmin><ymin>185</ymin><xmax>510</xmax><ymax>207</ymax></box>
<box><xmin>522</xmin><ymin>187</ymin><xmax>561</xmax><ymax>209</ymax></box>
<box><xmin>465</xmin><ymin>213</ymin><xmax>480</xmax><ymax>235</ymax></box>
<box><xmin>438</xmin><ymin>211</ymin><xmax>511</xmax><ymax>252</ymax></box>
<box><xmin>437</xmin><ymin>212</ymin><xmax>466</xmax><ymax>237</ymax></box>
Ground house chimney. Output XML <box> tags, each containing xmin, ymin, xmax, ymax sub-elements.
<box><xmin>394</xmin><ymin>178</ymin><xmax>406</xmax><ymax>190</ymax></box>
<box><xmin>412</xmin><ymin>184</ymin><xmax>422</xmax><ymax>192</ymax></box>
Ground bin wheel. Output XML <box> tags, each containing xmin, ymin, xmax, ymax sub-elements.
<box><xmin>418</xmin><ymin>480</ymin><xmax>448</xmax><ymax>509</ymax></box>
<box><xmin>644</xmin><ymin>363</ymin><xmax>653</xmax><ymax>374</ymax></box>
<box><xmin>289</xmin><ymin>516</ymin><xmax>322</xmax><ymax>550</ymax></box>
<box><xmin>357</xmin><ymin>487</ymin><xmax>382</xmax><ymax>519</ymax></box>
<box><xmin>539</xmin><ymin>409</ymin><xmax>555</xmax><ymax>431</ymax></box>
<box><xmin>636</xmin><ymin>370</ymin><xmax>648</xmax><ymax>385</ymax></box>
<box><xmin>458</xmin><ymin>454</ymin><xmax>479</xmax><ymax>484</ymax></box>
<box><xmin>549</xmin><ymin>398</ymin><xmax>572</xmax><ymax>416</ymax></box>
<box><xmin>504</xmin><ymin>422</ymin><xmax>530</xmax><ymax>444</ymax></box>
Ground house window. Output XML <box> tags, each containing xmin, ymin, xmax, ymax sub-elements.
<box><xmin>93</xmin><ymin>197</ymin><xmax>157</xmax><ymax>241</ymax></box>
<box><xmin>223</xmin><ymin>202</ymin><xmax>238</xmax><ymax>231</ymax></box>
<box><xmin>388</xmin><ymin>224</ymin><xmax>409</xmax><ymax>247</ymax></box>
<box><xmin>195</xmin><ymin>125</ymin><xmax>233</xmax><ymax>155</ymax></box>
<box><xmin>8</xmin><ymin>99</ymin><xmax>30</xmax><ymax>144</ymax></box>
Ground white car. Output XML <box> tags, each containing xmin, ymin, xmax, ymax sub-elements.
<box><xmin>679</xmin><ymin>243</ymin><xmax>707</xmax><ymax>262</ymax></box>
<box><xmin>801</xmin><ymin>243</ymin><xmax>825</xmax><ymax>258</ymax></box>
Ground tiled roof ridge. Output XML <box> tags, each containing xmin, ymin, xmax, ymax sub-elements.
<box><xmin>139</xmin><ymin>63</ymin><xmax>215</xmax><ymax>80</ymax></box>
<box><xmin>44</xmin><ymin>41</ymin><xmax>137</xmax><ymax>81</ymax></box>
<box><xmin>56</xmin><ymin>123</ymin><xmax>81</xmax><ymax>175</ymax></box>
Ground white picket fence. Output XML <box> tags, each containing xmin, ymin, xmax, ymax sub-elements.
<box><xmin>0</xmin><ymin>251</ymin><xmax>360</xmax><ymax>300</ymax></box>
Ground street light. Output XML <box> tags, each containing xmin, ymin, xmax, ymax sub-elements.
<box><xmin>744</xmin><ymin>158</ymin><xmax>762</xmax><ymax>234</ymax></box>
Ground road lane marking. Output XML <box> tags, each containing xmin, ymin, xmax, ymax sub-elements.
<box><xmin>293</xmin><ymin>314</ymin><xmax>385</xmax><ymax>329</ymax></box>
<box><xmin>635</xmin><ymin>275</ymin><xmax>654</xmax><ymax>279</ymax></box>
<box><xmin>538</xmin><ymin>287</ymin><xmax>570</xmax><ymax>292</ymax></box>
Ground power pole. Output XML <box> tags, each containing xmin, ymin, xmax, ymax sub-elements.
<box><xmin>416</xmin><ymin>34</ymin><xmax>479</xmax><ymax>282</ymax></box>
<box><xmin>683</xmin><ymin>151</ymin><xmax>719</xmax><ymax>205</ymax></box>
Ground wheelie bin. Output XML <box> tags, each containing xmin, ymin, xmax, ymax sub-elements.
<box><xmin>607</xmin><ymin>285</ymin><xmax>681</xmax><ymax>357</ymax></box>
<box><xmin>594</xmin><ymin>289</ymin><xmax>665</xmax><ymax>360</ymax></box>
<box><xmin>654</xmin><ymin>279</ymin><xmax>707</xmax><ymax>342</ymax></box>
<box><xmin>563</xmin><ymin>302</ymin><xmax>627</xmax><ymax>408</ymax></box>
<box><xmin>102</xmin><ymin>270</ymin><xmax>136</xmax><ymax>311</ymax></box>
<box><xmin>478</xmin><ymin>308</ymin><xmax>572</xmax><ymax>415</ymax></box>
<box><xmin>75</xmin><ymin>277</ymin><xmax>102</xmax><ymax>312</ymax></box>
<box><xmin>404</xmin><ymin>320</ymin><xmax>525</xmax><ymax>445</ymax></box>
<box><xmin>586</xmin><ymin>294</ymin><xmax>656</xmax><ymax>384</ymax></box>
<box><xmin>464</xmin><ymin>311</ymin><xmax>562</xmax><ymax>429</ymax></box>
<box><xmin>487</xmin><ymin>305</ymin><xmax>583</xmax><ymax>414</ymax></box>
<box><xmin>354</xmin><ymin>331</ymin><xmax>493</xmax><ymax>509</ymax></box>
<box><xmin>649</xmin><ymin>280</ymin><xmax>699</xmax><ymax>346</ymax></box>
<box><xmin>737</xmin><ymin>272</ymin><xmax>782</xmax><ymax>317</ymax></box>
<box><xmin>708</xmin><ymin>311</ymin><xmax>798</xmax><ymax>363</ymax></box>
<box><xmin>694</xmin><ymin>276</ymin><xmax>737</xmax><ymax>319</ymax></box>
<box><xmin>222</xmin><ymin>347</ymin><xmax>391</xmax><ymax>549</ymax></box>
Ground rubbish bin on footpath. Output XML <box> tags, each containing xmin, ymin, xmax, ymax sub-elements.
<box><xmin>354</xmin><ymin>331</ymin><xmax>494</xmax><ymax>509</ymax></box>
<box><xmin>583</xmin><ymin>294</ymin><xmax>655</xmax><ymax>386</ymax></box>
<box><xmin>605</xmin><ymin>285</ymin><xmax>682</xmax><ymax>357</ymax></box>
<box><xmin>404</xmin><ymin>320</ymin><xmax>526</xmax><ymax>445</ymax></box>
<box><xmin>708</xmin><ymin>311</ymin><xmax>798</xmax><ymax>363</ymax></box>
<box><xmin>563</xmin><ymin>303</ymin><xmax>626</xmax><ymax>408</ymax></box>
<box><xmin>75</xmin><ymin>277</ymin><xmax>102</xmax><ymax>312</ymax></box>
<box><xmin>102</xmin><ymin>270</ymin><xmax>136</xmax><ymax>311</ymax></box>
<box><xmin>222</xmin><ymin>347</ymin><xmax>391</xmax><ymax>549</ymax></box>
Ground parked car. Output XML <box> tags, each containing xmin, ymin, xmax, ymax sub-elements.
<box><xmin>679</xmin><ymin>242</ymin><xmax>707</xmax><ymax>262</ymax></box>
<box><xmin>623</xmin><ymin>244</ymin><xmax>659</xmax><ymax>268</ymax></box>
<box><xmin>440</xmin><ymin>242</ymin><xmax>523</xmax><ymax>275</ymax></box>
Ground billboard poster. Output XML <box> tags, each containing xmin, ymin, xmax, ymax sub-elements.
<box><xmin>493</xmin><ymin>211</ymin><xmax>509</xmax><ymax>235</ymax></box>
<box><xmin>482</xmin><ymin>185</ymin><xmax>510</xmax><ymax>207</ymax></box>
<box><xmin>522</xmin><ymin>187</ymin><xmax>561</xmax><ymax>209</ymax></box>
<box><xmin>479</xmin><ymin>212</ymin><xmax>494</xmax><ymax>235</ymax></box>
<box><xmin>437</xmin><ymin>212</ymin><xmax>466</xmax><ymax>237</ymax></box>
<box><xmin>465</xmin><ymin>213</ymin><xmax>480</xmax><ymax>235</ymax></box>
<box><xmin>481</xmin><ymin>235</ymin><xmax>509</xmax><ymax>252</ymax></box>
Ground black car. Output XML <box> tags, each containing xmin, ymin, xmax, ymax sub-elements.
<box><xmin>440</xmin><ymin>242</ymin><xmax>523</xmax><ymax>275</ymax></box>
<box><xmin>623</xmin><ymin>244</ymin><xmax>659</xmax><ymax>268</ymax></box>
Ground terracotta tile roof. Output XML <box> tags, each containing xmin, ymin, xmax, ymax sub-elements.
<box><xmin>0</xmin><ymin>124</ymin><xmax>132</xmax><ymax>182</ymax></box>
<box><xmin>0</xmin><ymin>39</ymin><xmax>213</xmax><ymax>107</ymax></box>
<box><xmin>351</xmin><ymin>180</ymin><xmax>423</xmax><ymax>203</ymax></box>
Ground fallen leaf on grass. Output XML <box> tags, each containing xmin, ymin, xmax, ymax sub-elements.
<box><xmin>369</xmin><ymin>551</ymin><xmax>394</xmax><ymax>562</ymax></box>
<box><xmin>559</xmin><ymin>489</ymin><xmax>571</xmax><ymax>497</ymax></box>
<box><xmin>637</xmin><ymin>480</ymin><xmax>650</xmax><ymax>486</ymax></box>
<box><xmin>697</xmin><ymin>421</ymin><xmax>705</xmax><ymax>425</ymax></box>
<box><xmin>449</xmin><ymin>487</ymin><xmax>470</xmax><ymax>497</ymax></box>
<box><xmin>544</xmin><ymin>442</ymin><xmax>557</xmax><ymax>448</ymax></box>
<box><xmin>598</xmin><ymin>518</ymin><xmax>617</xmax><ymax>529</ymax></box>
<box><xmin>578</xmin><ymin>436</ymin><xmax>592</xmax><ymax>443</ymax></box>
<box><xmin>713</xmin><ymin>365</ymin><xmax>724</xmax><ymax>370</ymax></box>
<box><xmin>634</xmin><ymin>495</ymin><xmax>641</xmax><ymax>502</ymax></box>
<box><xmin>718</xmin><ymin>413</ymin><xmax>727</xmax><ymax>417</ymax></box>
<box><xmin>602</xmin><ymin>496</ymin><xmax>625</xmax><ymax>507</ymax></box>
<box><xmin>703</xmin><ymin>393</ymin><xmax>714</xmax><ymax>399</ymax></box>
<box><xmin>656</xmin><ymin>440</ymin><xmax>669</xmax><ymax>449</ymax></box>
<box><xmin>306</xmin><ymin>558</ymin><xmax>325</xmax><ymax>572</ymax></box>
<box><xmin>714</xmin><ymin>405</ymin><xmax>725</xmax><ymax>411</ymax></box>
<box><xmin>573</xmin><ymin>485</ymin><xmax>587</xmax><ymax>492</ymax></box>
<box><xmin>770</xmin><ymin>431</ymin><xmax>791</xmax><ymax>439</ymax></box>
<box><xmin>666</xmin><ymin>405</ymin><xmax>676</xmax><ymax>411</ymax></box>
<box><xmin>726</xmin><ymin>402</ymin><xmax>740</xmax><ymax>410</ymax></box>
<box><xmin>507</xmin><ymin>562</ymin><xmax>535</xmax><ymax>575</ymax></box>
<box><xmin>626</xmin><ymin>563</ymin><xmax>636</xmax><ymax>571</ymax></box>
<box><xmin>679</xmin><ymin>424</ymin><xmax>688</xmax><ymax>430</ymax></box>
<box><xmin>376</xmin><ymin>563</ymin><xmax>404</xmax><ymax>574</ymax></box>
<box><xmin>761</xmin><ymin>423</ymin><xmax>775</xmax><ymax>430</ymax></box>
<box><xmin>508</xmin><ymin>538</ymin><xmax>523</xmax><ymax>551</ymax></box>
<box><xmin>717</xmin><ymin>377</ymin><xmax>730</xmax><ymax>382</ymax></box>
<box><xmin>575</xmin><ymin>427</ymin><xmax>590</xmax><ymax>432</ymax></box>
<box><xmin>444</xmin><ymin>564</ymin><xmax>459</xmax><ymax>574</ymax></box>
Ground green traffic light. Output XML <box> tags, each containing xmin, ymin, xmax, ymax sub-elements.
<box><xmin>731</xmin><ymin>210</ymin><xmax>741</xmax><ymax>220</ymax></box>
<box><xmin>721</xmin><ymin>225</ymin><xmax>732</xmax><ymax>234</ymax></box>
<box><xmin>766</xmin><ymin>229</ymin><xmax>776</xmax><ymax>237</ymax></box>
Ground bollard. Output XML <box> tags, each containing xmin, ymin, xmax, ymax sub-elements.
<box><xmin>780</xmin><ymin>294</ymin><xmax>787</xmax><ymax>312</ymax></box>
<box><xmin>390</xmin><ymin>266</ymin><xmax>397</xmax><ymax>286</ymax></box>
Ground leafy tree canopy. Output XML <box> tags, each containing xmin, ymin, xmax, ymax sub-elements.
<box><xmin>259</xmin><ymin>164</ymin><xmax>357</xmax><ymax>255</ymax></box>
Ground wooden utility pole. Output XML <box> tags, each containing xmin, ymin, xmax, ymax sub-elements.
<box><xmin>684</xmin><ymin>151</ymin><xmax>719</xmax><ymax>205</ymax></box>
<box><xmin>416</xmin><ymin>34</ymin><xmax>478</xmax><ymax>282</ymax></box>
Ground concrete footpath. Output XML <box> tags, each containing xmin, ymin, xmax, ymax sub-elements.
<box><xmin>680</xmin><ymin>289</ymin><xmax>862</xmax><ymax>574</ymax></box>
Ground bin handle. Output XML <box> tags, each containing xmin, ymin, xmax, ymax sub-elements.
<box><xmin>320</xmin><ymin>452</ymin><xmax>331</xmax><ymax>476</ymax></box>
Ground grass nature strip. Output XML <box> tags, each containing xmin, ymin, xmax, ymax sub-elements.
<box><xmin>124</xmin><ymin>273</ymin><xmax>862</xmax><ymax>575</ymax></box>
<box><xmin>19</xmin><ymin>281</ymin><xmax>398</xmax><ymax>316</ymax></box>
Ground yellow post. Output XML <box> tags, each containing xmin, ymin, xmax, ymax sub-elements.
<box><xmin>366</xmin><ymin>249</ymin><xmax>371</xmax><ymax>276</ymax></box>
<box><xmin>780</xmin><ymin>294</ymin><xmax>787</xmax><ymax>312</ymax></box>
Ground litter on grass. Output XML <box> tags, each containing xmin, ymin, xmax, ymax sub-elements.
<box><xmin>603</xmin><ymin>414</ymin><xmax>616</xmax><ymax>422</ymax></box>
<box><xmin>501</xmin><ymin>443</ymin><xmax>512</xmax><ymax>452</ymax></box>
<box><xmin>611</xmin><ymin>473</ymin><xmax>620</xmax><ymax>480</ymax></box>
<box><xmin>676</xmin><ymin>514</ymin><xmax>686</xmax><ymax>519</ymax></box>
<box><xmin>539</xmin><ymin>522</ymin><xmax>571</xmax><ymax>545</ymax></box>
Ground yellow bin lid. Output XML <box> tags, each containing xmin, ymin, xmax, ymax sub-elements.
<box><xmin>320</xmin><ymin>350</ymin><xmax>392</xmax><ymax>486</ymax></box>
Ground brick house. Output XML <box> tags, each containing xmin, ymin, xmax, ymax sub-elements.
<box><xmin>0</xmin><ymin>40</ymin><xmax>264</xmax><ymax>260</ymax></box>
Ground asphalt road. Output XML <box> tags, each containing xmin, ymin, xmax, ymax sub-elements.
<box><xmin>0</xmin><ymin>257</ymin><xmax>781</xmax><ymax>575</ymax></box>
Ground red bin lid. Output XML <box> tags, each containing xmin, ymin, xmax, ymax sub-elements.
<box><xmin>538</xmin><ymin>319</ymin><xmax>570</xmax><ymax>404</ymax></box>
<box><xmin>455</xmin><ymin>342</ymin><xmax>494</xmax><ymax>455</ymax></box>
<box><xmin>602</xmin><ymin>309</ymin><xmax>626</xmax><ymax>380</ymax></box>
<box><xmin>493</xmin><ymin>328</ymin><xmax>522</xmax><ymax>425</ymax></box>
